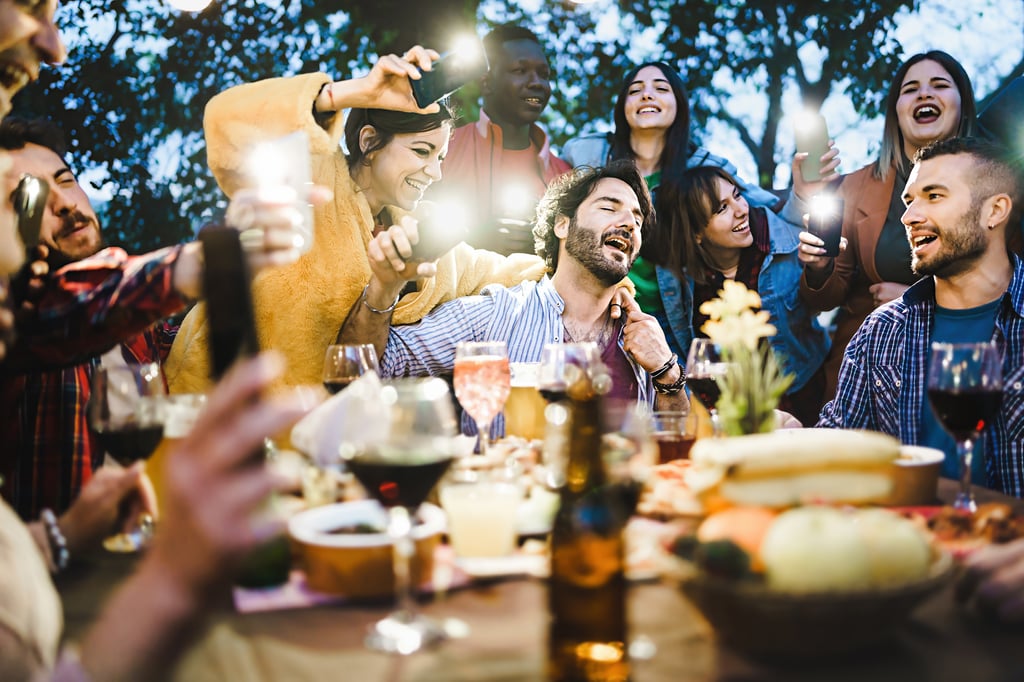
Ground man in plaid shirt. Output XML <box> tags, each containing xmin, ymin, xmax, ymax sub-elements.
<box><xmin>0</xmin><ymin>117</ymin><xmax>313</xmax><ymax>519</ymax></box>
<box><xmin>818</xmin><ymin>137</ymin><xmax>1024</xmax><ymax>498</ymax></box>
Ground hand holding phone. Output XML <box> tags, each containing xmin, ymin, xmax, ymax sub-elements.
<box><xmin>410</xmin><ymin>42</ymin><xmax>489</xmax><ymax>108</ymax></box>
<box><xmin>409</xmin><ymin>200</ymin><xmax>470</xmax><ymax>261</ymax></box>
<box><xmin>13</xmin><ymin>174</ymin><xmax>48</xmax><ymax>252</ymax></box>
<box><xmin>808</xmin><ymin>195</ymin><xmax>844</xmax><ymax>258</ymax></box>
<box><xmin>795</xmin><ymin>111</ymin><xmax>831</xmax><ymax>183</ymax></box>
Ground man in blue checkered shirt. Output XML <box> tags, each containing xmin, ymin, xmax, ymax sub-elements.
<box><xmin>818</xmin><ymin>137</ymin><xmax>1024</xmax><ymax>498</ymax></box>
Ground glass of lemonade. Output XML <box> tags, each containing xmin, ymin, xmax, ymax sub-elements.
<box><xmin>148</xmin><ymin>393</ymin><xmax>207</xmax><ymax>512</ymax></box>
<box><xmin>441</xmin><ymin>472</ymin><xmax>522</xmax><ymax>558</ymax></box>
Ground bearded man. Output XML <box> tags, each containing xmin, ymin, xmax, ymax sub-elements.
<box><xmin>339</xmin><ymin>161</ymin><xmax>688</xmax><ymax>437</ymax></box>
<box><xmin>819</xmin><ymin>137</ymin><xmax>1024</xmax><ymax>499</ymax></box>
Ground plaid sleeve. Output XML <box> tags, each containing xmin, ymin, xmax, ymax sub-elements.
<box><xmin>5</xmin><ymin>246</ymin><xmax>189</xmax><ymax>371</ymax></box>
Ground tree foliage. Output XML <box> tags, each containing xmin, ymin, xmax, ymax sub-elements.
<box><xmin>617</xmin><ymin>0</ymin><xmax>914</xmax><ymax>186</ymax></box>
<box><xmin>14</xmin><ymin>0</ymin><xmax>1003</xmax><ymax>253</ymax></box>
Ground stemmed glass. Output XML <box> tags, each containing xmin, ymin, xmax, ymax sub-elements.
<box><xmin>685</xmin><ymin>338</ymin><xmax>729</xmax><ymax>437</ymax></box>
<box><xmin>87</xmin><ymin>362</ymin><xmax>166</xmax><ymax>552</ymax></box>
<box><xmin>537</xmin><ymin>342</ymin><xmax>608</xmax><ymax>403</ymax></box>
<box><xmin>344</xmin><ymin>377</ymin><xmax>460</xmax><ymax>654</ymax></box>
<box><xmin>322</xmin><ymin>343</ymin><xmax>379</xmax><ymax>395</ymax></box>
<box><xmin>927</xmin><ymin>341</ymin><xmax>1003</xmax><ymax>512</ymax></box>
<box><xmin>453</xmin><ymin>341</ymin><xmax>510</xmax><ymax>457</ymax></box>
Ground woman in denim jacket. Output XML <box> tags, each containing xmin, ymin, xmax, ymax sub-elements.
<box><xmin>663</xmin><ymin>166</ymin><xmax>831</xmax><ymax>426</ymax></box>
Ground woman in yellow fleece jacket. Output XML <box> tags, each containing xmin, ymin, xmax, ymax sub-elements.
<box><xmin>166</xmin><ymin>46</ymin><xmax>546</xmax><ymax>393</ymax></box>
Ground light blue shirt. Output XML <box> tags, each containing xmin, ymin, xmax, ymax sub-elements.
<box><xmin>381</xmin><ymin>276</ymin><xmax>655</xmax><ymax>435</ymax></box>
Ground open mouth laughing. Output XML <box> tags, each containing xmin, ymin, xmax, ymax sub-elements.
<box><xmin>913</xmin><ymin>104</ymin><xmax>941</xmax><ymax>124</ymax></box>
<box><xmin>603</xmin><ymin>231</ymin><xmax>632</xmax><ymax>256</ymax></box>
<box><xmin>910</xmin><ymin>232</ymin><xmax>938</xmax><ymax>254</ymax></box>
<box><xmin>0</xmin><ymin>61</ymin><xmax>32</xmax><ymax>96</ymax></box>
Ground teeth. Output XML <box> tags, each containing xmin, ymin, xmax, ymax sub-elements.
<box><xmin>914</xmin><ymin>105</ymin><xmax>939</xmax><ymax>120</ymax></box>
<box><xmin>0</xmin><ymin>63</ymin><xmax>29</xmax><ymax>91</ymax></box>
<box><xmin>638</xmin><ymin>107</ymin><xmax>659</xmax><ymax>114</ymax></box>
<box><xmin>406</xmin><ymin>179</ymin><xmax>425</xmax><ymax>191</ymax></box>
<box><xmin>913</xmin><ymin>235</ymin><xmax>936</xmax><ymax>247</ymax></box>
<box><xmin>525</xmin><ymin>97</ymin><xmax>541</xmax><ymax>104</ymax></box>
<box><xmin>604</xmin><ymin>237</ymin><xmax>629</xmax><ymax>251</ymax></box>
<box><xmin>732</xmin><ymin>222</ymin><xmax>748</xmax><ymax>232</ymax></box>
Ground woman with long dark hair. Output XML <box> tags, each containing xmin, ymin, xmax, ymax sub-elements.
<box><xmin>798</xmin><ymin>51</ymin><xmax>977</xmax><ymax>402</ymax></box>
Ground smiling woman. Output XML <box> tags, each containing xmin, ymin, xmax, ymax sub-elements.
<box><xmin>165</xmin><ymin>45</ymin><xmax>549</xmax><ymax>394</ymax></box>
<box><xmin>798</xmin><ymin>50</ymin><xmax>978</xmax><ymax>403</ymax></box>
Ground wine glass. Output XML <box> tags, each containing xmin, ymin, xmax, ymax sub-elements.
<box><xmin>685</xmin><ymin>338</ymin><xmax>729</xmax><ymax>437</ymax></box>
<box><xmin>344</xmin><ymin>377</ymin><xmax>460</xmax><ymax>654</ymax></box>
<box><xmin>87</xmin><ymin>362</ymin><xmax>166</xmax><ymax>552</ymax></box>
<box><xmin>537</xmin><ymin>342</ymin><xmax>609</xmax><ymax>403</ymax></box>
<box><xmin>927</xmin><ymin>341</ymin><xmax>1003</xmax><ymax>512</ymax></box>
<box><xmin>453</xmin><ymin>341</ymin><xmax>510</xmax><ymax>457</ymax></box>
<box><xmin>322</xmin><ymin>343</ymin><xmax>379</xmax><ymax>395</ymax></box>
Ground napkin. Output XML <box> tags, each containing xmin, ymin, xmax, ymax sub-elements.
<box><xmin>289</xmin><ymin>372</ymin><xmax>391</xmax><ymax>467</ymax></box>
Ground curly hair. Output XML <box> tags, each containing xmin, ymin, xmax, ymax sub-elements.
<box><xmin>532</xmin><ymin>160</ymin><xmax>654</xmax><ymax>272</ymax></box>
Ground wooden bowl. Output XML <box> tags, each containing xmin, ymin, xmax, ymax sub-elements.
<box><xmin>679</xmin><ymin>552</ymin><xmax>954</xmax><ymax>659</ymax></box>
<box><xmin>288</xmin><ymin>500</ymin><xmax>444</xmax><ymax>599</ymax></box>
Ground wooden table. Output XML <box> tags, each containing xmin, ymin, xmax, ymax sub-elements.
<box><xmin>57</xmin><ymin>480</ymin><xmax>1024</xmax><ymax>681</ymax></box>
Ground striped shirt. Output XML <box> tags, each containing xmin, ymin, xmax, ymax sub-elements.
<box><xmin>382</xmin><ymin>276</ymin><xmax>655</xmax><ymax>434</ymax></box>
<box><xmin>818</xmin><ymin>256</ymin><xmax>1024</xmax><ymax>498</ymax></box>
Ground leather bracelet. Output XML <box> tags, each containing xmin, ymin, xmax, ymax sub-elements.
<box><xmin>650</xmin><ymin>353</ymin><xmax>678</xmax><ymax>380</ymax></box>
<box><xmin>652</xmin><ymin>369</ymin><xmax>686</xmax><ymax>395</ymax></box>
<box><xmin>361</xmin><ymin>284</ymin><xmax>399</xmax><ymax>315</ymax></box>
<box><xmin>40</xmin><ymin>508</ymin><xmax>70</xmax><ymax>573</ymax></box>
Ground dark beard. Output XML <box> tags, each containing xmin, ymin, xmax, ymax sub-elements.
<box><xmin>911</xmin><ymin>200</ymin><xmax>987</xmax><ymax>278</ymax></box>
<box><xmin>563</xmin><ymin>217</ymin><xmax>634</xmax><ymax>286</ymax></box>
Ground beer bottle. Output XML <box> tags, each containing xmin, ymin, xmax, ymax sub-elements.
<box><xmin>547</xmin><ymin>387</ymin><xmax>630</xmax><ymax>681</ymax></box>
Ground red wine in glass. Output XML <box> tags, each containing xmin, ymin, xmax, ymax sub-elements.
<box><xmin>927</xmin><ymin>387</ymin><xmax>1003</xmax><ymax>441</ymax></box>
<box><xmin>323</xmin><ymin>377</ymin><xmax>356</xmax><ymax>395</ymax></box>
<box><xmin>94</xmin><ymin>421</ymin><xmax>164</xmax><ymax>466</ymax></box>
<box><xmin>686</xmin><ymin>375</ymin><xmax>722</xmax><ymax>411</ymax></box>
<box><xmin>347</xmin><ymin>453</ymin><xmax>454</xmax><ymax>509</ymax></box>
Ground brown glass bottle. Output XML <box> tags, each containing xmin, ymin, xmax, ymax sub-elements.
<box><xmin>547</xmin><ymin>397</ymin><xmax>630</xmax><ymax>681</ymax></box>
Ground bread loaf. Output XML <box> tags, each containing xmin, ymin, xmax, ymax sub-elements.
<box><xmin>690</xmin><ymin>429</ymin><xmax>900</xmax><ymax>508</ymax></box>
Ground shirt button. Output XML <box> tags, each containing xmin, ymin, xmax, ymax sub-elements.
<box><xmin>895</xmin><ymin>380</ymin><xmax>901</xmax><ymax>387</ymax></box>
<box><xmin>1014</xmin><ymin>381</ymin><xmax>1022</xmax><ymax>390</ymax></box>
<box><xmin>875</xmin><ymin>379</ymin><xmax>882</xmax><ymax>387</ymax></box>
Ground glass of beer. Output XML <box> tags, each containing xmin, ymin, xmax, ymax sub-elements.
<box><xmin>505</xmin><ymin>362</ymin><xmax>546</xmax><ymax>441</ymax></box>
<box><xmin>650</xmin><ymin>410</ymin><xmax>698</xmax><ymax>464</ymax></box>
<box><xmin>148</xmin><ymin>393</ymin><xmax>207</xmax><ymax>512</ymax></box>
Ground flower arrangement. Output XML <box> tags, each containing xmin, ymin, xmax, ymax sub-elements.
<box><xmin>698</xmin><ymin>281</ymin><xmax>793</xmax><ymax>436</ymax></box>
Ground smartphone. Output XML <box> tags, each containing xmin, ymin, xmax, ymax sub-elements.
<box><xmin>409</xmin><ymin>200</ymin><xmax>470</xmax><ymax>261</ymax></box>
<box><xmin>200</xmin><ymin>226</ymin><xmax>260</xmax><ymax>381</ymax></box>
<box><xmin>13</xmin><ymin>174</ymin><xmax>49</xmax><ymax>251</ymax></box>
<box><xmin>794</xmin><ymin>111</ymin><xmax>830</xmax><ymax>183</ymax></box>
<box><xmin>808</xmin><ymin>196</ymin><xmax>844</xmax><ymax>257</ymax></box>
<box><xmin>410</xmin><ymin>44</ymin><xmax>489</xmax><ymax>108</ymax></box>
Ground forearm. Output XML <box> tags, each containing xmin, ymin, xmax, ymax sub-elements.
<box><xmin>77</xmin><ymin>561</ymin><xmax>210</xmax><ymax>682</ymax></box>
<box><xmin>336</xmin><ymin>279</ymin><xmax>404</xmax><ymax>361</ymax></box>
<box><xmin>205</xmin><ymin>73</ymin><xmax>344</xmax><ymax>197</ymax></box>
<box><xmin>653</xmin><ymin>364</ymin><xmax>688</xmax><ymax>411</ymax></box>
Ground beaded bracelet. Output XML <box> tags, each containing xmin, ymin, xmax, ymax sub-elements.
<box><xmin>361</xmin><ymin>284</ymin><xmax>400</xmax><ymax>315</ymax></box>
<box><xmin>40</xmin><ymin>508</ymin><xmax>70</xmax><ymax>573</ymax></box>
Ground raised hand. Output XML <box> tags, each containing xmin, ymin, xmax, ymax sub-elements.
<box><xmin>792</xmin><ymin>142</ymin><xmax>841</xmax><ymax>202</ymax></box>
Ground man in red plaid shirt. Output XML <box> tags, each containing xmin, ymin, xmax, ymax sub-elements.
<box><xmin>0</xmin><ymin>117</ymin><xmax>314</xmax><ymax>519</ymax></box>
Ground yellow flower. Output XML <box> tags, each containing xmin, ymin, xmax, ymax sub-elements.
<box><xmin>699</xmin><ymin>280</ymin><xmax>763</xmax><ymax>320</ymax></box>
<box><xmin>702</xmin><ymin>309</ymin><xmax>776</xmax><ymax>350</ymax></box>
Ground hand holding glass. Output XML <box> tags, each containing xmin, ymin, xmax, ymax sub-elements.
<box><xmin>87</xmin><ymin>363</ymin><xmax>166</xmax><ymax>552</ymax></box>
<box><xmin>927</xmin><ymin>341</ymin><xmax>1003</xmax><ymax>512</ymax></box>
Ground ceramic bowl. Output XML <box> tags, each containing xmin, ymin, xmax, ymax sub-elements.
<box><xmin>288</xmin><ymin>500</ymin><xmax>444</xmax><ymax>598</ymax></box>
